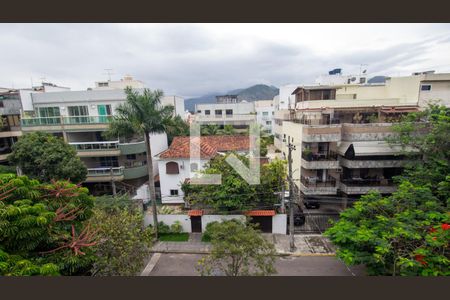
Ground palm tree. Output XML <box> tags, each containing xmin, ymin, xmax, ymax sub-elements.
<box><xmin>201</xmin><ymin>124</ymin><xmax>219</xmax><ymax>135</ymax></box>
<box><xmin>106</xmin><ymin>87</ymin><xmax>175</xmax><ymax>238</ymax></box>
<box><xmin>220</xmin><ymin>125</ymin><xmax>236</xmax><ymax>135</ymax></box>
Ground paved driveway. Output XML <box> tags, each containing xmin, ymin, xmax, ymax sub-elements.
<box><xmin>146</xmin><ymin>253</ymin><xmax>365</xmax><ymax>276</ymax></box>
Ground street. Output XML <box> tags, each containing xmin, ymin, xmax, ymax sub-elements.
<box><xmin>146</xmin><ymin>253</ymin><xmax>366</xmax><ymax>276</ymax></box>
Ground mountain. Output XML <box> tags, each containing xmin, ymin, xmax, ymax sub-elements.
<box><xmin>185</xmin><ymin>84</ymin><xmax>279</xmax><ymax>112</ymax></box>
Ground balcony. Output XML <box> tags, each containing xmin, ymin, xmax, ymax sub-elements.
<box><xmin>21</xmin><ymin>115</ymin><xmax>112</xmax><ymax>132</ymax></box>
<box><xmin>70</xmin><ymin>140</ymin><xmax>120</xmax><ymax>157</ymax></box>
<box><xmin>341</xmin><ymin>123</ymin><xmax>396</xmax><ymax>141</ymax></box>
<box><xmin>118</xmin><ymin>141</ymin><xmax>146</xmax><ymax>155</ymax></box>
<box><xmin>302</xmin><ymin>124</ymin><xmax>342</xmax><ymax>142</ymax></box>
<box><xmin>339</xmin><ymin>178</ymin><xmax>397</xmax><ymax>195</ymax></box>
<box><xmin>85</xmin><ymin>167</ymin><xmax>124</xmax><ymax>182</ymax></box>
<box><xmin>301</xmin><ymin>150</ymin><xmax>339</xmax><ymax>169</ymax></box>
<box><xmin>123</xmin><ymin>164</ymin><xmax>148</xmax><ymax>180</ymax></box>
<box><xmin>300</xmin><ymin>175</ymin><xmax>338</xmax><ymax>195</ymax></box>
<box><xmin>339</xmin><ymin>157</ymin><xmax>411</xmax><ymax>169</ymax></box>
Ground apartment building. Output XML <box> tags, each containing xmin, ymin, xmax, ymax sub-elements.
<box><xmin>19</xmin><ymin>88</ymin><xmax>184</xmax><ymax>195</ymax></box>
<box><xmin>0</xmin><ymin>90</ymin><xmax>22</xmax><ymax>164</ymax></box>
<box><xmin>156</xmin><ymin>135</ymin><xmax>250</xmax><ymax>204</ymax></box>
<box><xmin>194</xmin><ymin>100</ymin><xmax>255</xmax><ymax>128</ymax></box>
<box><xmin>277</xmin><ymin>71</ymin><xmax>450</xmax><ymax>208</ymax></box>
<box><xmin>254</xmin><ymin>100</ymin><xmax>275</xmax><ymax>134</ymax></box>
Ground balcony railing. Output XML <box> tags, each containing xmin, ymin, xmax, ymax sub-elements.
<box><xmin>302</xmin><ymin>150</ymin><xmax>338</xmax><ymax>161</ymax></box>
<box><xmin>300</xmin><ymin>175</ymin><xmax>337</xmax><ymax>187</ymax></box>
<box><xmin>21</xmin><ymin>115</ymin><xmax>112</xmax><ymax>127</ymax></box>
<box><xmin>340</xmin><ymin>177</ymin><xmax>394</xmax><ymax>186</ymax></box>
<box><xmin>69</xmin><ymin>140</ymin><xmax>119</xmax><ymax>151</ymax></box>
<box><xmin>87</xmin><ymin>167</ymin><xmax>124</xmax><ymax>176</ymax></box>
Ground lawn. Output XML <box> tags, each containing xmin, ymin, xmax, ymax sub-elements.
<box><xmin>158</xmin><ymin>233</ymin><xmax>189</xmax><ymax>242</ymax></box>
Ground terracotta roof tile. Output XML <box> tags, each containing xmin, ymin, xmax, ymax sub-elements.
<box><xmin>245</xmin><ymin>210</ymin><xmax>276</xmax><ymax>216</ymax></box>
<box><xmin>188</xmin><ymin>210</ymin><xmax>203</xmax><ymax>216</ymax></box>
<box><xmin>158</xmin><ymin>135</ymin><xmax>249</xmax><ymax>159</ymax></box>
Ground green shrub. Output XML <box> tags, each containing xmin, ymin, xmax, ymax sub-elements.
<box><xmin>170</xmin><ymin>221</ymin><xmax>183</xmax><ymax>234</ymax></box>
<box><xmin>157</xmin><ymin>221</ymin><xmax>171</xmax><ymax>234</ymax></box>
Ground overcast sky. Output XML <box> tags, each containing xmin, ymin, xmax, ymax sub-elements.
<box><xmin>1</xmin><ymin>23</ymin><xmax>450</xmax><ymax>98</ymax></box>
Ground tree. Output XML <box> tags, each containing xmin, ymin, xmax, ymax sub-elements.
<box><xmin>105</xmin><ymin>87</ymin><xmax>175</xmax><ymax>237</ymax></box>
<box><xmin>8</xmin><ymin>132</ymin><xmax>87</xmax><ymax>183</ymax></box>
<box><xmin>90</xmin><ymin>199</ymin><xmax>153</xmax><ymax>276</ymax></box>
<box><xmin>182</xmin><ymin>154</ymin><xmax>286</xmax><ymax>211</ymax></box>
<box><xmin>165</xmin><ymin>115</ymin><xmax>190</xmax><ymax>144</ymax></box>
<box><xmin>325</xmin><ymin>104</ymin><xmax>450</xmax><ymax>276</ymax></box>
<box><xmin>197</xmin><ymin>220</ymin><xmax>277</xmax><ymax>276</ymax></box>
<box><xmin>201</xmin><ymin>124</ymin><xmax>219</xmax><ymax>136</ymax></box>
<box><xmin>0</xmin><ymin>174</ymin><xmax>96</xmax><ymax>276</ymax></box>
<box><xmin>219</xmin><ymin>125</ymin><xmax>236</xmax><ymax>135</ymax></box>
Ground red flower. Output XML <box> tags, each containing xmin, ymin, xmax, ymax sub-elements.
<box><xmin>429</xmin><ymin>227</ymin><xmax>437</xmax><ymax>233</ymax></box>
<box><xmin>414</xmin><ymin>254</ymin><xmax>427</xmax><ymax>266</ymax></box>
<box><xmin>441</xmin><ymin>223</ymin><xmax>450</xmax><ymax>231</ymax></box>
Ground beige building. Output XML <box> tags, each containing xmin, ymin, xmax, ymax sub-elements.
<box><xmin>277</xmin><ymin>71</ymin><xmax>450</xmax><ymax>208</ymax></box>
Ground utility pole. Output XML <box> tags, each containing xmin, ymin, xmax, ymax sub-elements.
<box><xmin>287</xmin><ymin>137</ymin><xmax>296</xmax><ymax>252</ymax></box>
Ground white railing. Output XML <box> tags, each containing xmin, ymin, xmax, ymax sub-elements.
<box><xmin>87</xmin><ymin>167</ymin><xmax>124</xmax><ymax>176</ymax></box>
<box><xmin>69</xmin><ymin>140</ymin><xmax>119</xmax><ymax>151</ymax></box>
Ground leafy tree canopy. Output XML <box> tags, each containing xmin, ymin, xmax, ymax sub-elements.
<box><xmin>197</xmin><ymin>220</ymin><xmax>277</xmax><ymax>276</ymax></box>
<box><xmin>8</xmin><ymin>132</ymin><xmax>87</xmax><ymax>183</ymax></box>
<box><xmin>182</xmin><ymin>154</ymin><xmax>286</xmax><ymax>211</ymax></box>
<box><xmin>326</xmin><ymin>104</ymin><xmax>450</xmax><ymax>276</ymax></box>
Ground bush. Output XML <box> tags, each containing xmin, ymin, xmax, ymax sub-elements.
<box><xmin>157</xmin><ymin>222</ymin><xmax>171</xmax><ymax>234</ymax></box>
<box><xmin>170</xmin><ymin>221</ymin><xmax>183</xmax><ymax>234</ymax></box>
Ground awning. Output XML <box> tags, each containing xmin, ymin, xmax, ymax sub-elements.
<box><xmin>188</xmin><ymin>210</ymin><xmax>203</xmax><ymax>216</ymax></box>
<box><xmin>245</xmin><ymin>210</ymin><xmax>276</xmax><ymax>217</ymax></box>
<box><xmin>337</xmin><ymin>141</ymin><xmax>415</xmax><ymax>156</ymax></box>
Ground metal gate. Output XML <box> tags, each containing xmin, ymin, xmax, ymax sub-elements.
<box><xmin>294</xmin><ymin>213</ymin><xmax>340</xmax><ymax>234</ymax></box>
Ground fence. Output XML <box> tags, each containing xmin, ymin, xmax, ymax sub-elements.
<box><xmin>294</xmin><ymin>212</ymin><xmax>340</xmax><ymax>234</ymax></box>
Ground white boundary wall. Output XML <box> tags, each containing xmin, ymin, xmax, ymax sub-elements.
<box><xmin>144</xmin><ymin>214</ymin><xmax>192</xmax><ymax>233</ymax></box>
<box><xmin>201</xmin><ymin>215</ymin><xmax>246</xmax><ymax>232</ymax></box>
<box><xmin>272</xmin><ymin>214</ymin><xmax>287</xmax><ymax>234</ymax></box>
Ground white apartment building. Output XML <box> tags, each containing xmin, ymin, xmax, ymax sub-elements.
<box><xmin>254</xmin><ymin>100</ymin><xmax>275</xmax><ymax>134</ymax></box>
<box><xmin>194</xmin><ymin>101</ymin><xmax>255</xmax><ymax>127</ymax></box>
<box><xmin>93</xmin><ymin>75</ymin><xmax>145</xmax><ymax>90</ymax></box>
<box><xmin>19</xmin><ymin>87</ymin><xmax>184</xmax><ymax>195</ymax></box>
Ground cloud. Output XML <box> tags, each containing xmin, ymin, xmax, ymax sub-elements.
<box><xmin>0</xmin><ymin>24</ymin><xmax>450</xmax><ymax>96</ymax></box>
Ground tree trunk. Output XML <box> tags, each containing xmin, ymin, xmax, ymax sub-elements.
<box><xmin>144</xmin><ymin>131</ymin><xmax>158</xmax><ymax>238</ymax></box>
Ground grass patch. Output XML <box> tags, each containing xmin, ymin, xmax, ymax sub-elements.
<box><xmin>158</xmin><ymin>233</ymin><xmax>189</xmax><ymax>242</ymax></box>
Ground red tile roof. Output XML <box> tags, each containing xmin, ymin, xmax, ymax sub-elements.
<box><xmin>157</xmin><ymin>135</ymin><xmax>249</xmax><ymax>159</ymax></box>
<box><xmin>245</xmin><ymin>210</ymin><xmax>276</xmax><ymax>216</ymax></box>
<box><xmin>188</xmin><ymin>210</ymin><xmax>203</xmax><ymax>216</ymax></box>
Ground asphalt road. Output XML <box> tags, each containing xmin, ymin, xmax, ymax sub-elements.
<box><xmin>147</xmin><ymin>253</ymin><xmax>365</xmax><ymax>276</ymax></box>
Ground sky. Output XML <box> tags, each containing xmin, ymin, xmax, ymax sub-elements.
<box><xmin>1</xmin><ymin>23</ymin><xmax>450</xmax><ymax>98</ymax></box>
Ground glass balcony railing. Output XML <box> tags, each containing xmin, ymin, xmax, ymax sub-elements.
<box><xmin>21</xmin><ymin>115</ymin><xmax>113</xmax><ymax>127</ymax></box>
<box><xmin>21</xmin><ymin>117</ymin><xmax>61</xmax><ymax>126</ymax></box>
<box><xmin>69</xmin><ymin>140</ymin><xmax>119</xmax><ymax>151</ymax></box>
<box><xmin>87</xmin><ymin>167</ymin><xmax>124</xmax><ymax>176</ymax></box>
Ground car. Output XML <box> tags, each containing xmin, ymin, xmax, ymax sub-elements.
<box><xmin>304</xmin><ymin>200</ymin><xmax>321</xmax><ymax>209</ymax></box>
<box><xmin>286</xmin><ymin>203</ymin><xmax>306</xmax><ymax>226</ymax></box>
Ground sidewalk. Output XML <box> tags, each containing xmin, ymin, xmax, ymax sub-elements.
<box><xmin>151</xmin><ymin>233</ymin><xmax>335</xmax><ymax>256</ymax></box>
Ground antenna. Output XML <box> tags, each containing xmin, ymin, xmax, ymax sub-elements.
<box><xmin>103</xmin><ymin>69</ymin><xmax>115</xmax><ymax>81</ymax></box>
<box><xmin>359</xmin><ymin>64</ymin><xmax>368</xmax><ymax>76</ymax></box>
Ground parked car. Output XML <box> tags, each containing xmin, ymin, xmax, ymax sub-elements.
<box><xmin>286</xmin><ymin>203</ymin><xmax>306</xmax><ymax>226</ymax></box>
<box><xmin>304</xmin><ymin>200</ymin><xmax>320</xmax><ymax>209</ymax></box>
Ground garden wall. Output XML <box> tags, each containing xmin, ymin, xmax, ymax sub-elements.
<box><xmin>144</xmin><ymin>214</ymin><xmax>192</xmax><ymax>233</ymax></box>
<box><xmin>272</xmin><ymin>214</ymin><xmax>287</xmax><ymax>234</ymax></box>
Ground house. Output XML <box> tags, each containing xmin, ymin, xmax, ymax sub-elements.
<box><xmin>156</xmin><ymin>135</ymin><xmax>250</xmax><ymax>204</ymax></box>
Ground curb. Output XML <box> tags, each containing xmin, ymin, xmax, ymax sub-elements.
<box><xmin>150</xmin><ymin>250</ymin><xmax>335</xmax><ymax>257</ymax></box>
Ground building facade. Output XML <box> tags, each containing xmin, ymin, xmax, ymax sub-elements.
<box><xmin>254</xmin><ymin>100</ymin><xmax>275</xmax><ymax>134</ymax></box>
<box><xmin>194</xmin><ymin>101</ymin><xmax>256</xmax><ymax>127</ymax></box>
<box><xmin>0</xmin><ymin>90</ymin><xmax>22</xmax><ymax>164</ymax></box>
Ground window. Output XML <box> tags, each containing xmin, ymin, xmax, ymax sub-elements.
<box><xmin>68</xmin><ymin>106</ymin><xmax>88</xmax><ymax>116</ymax></box>
<box><xmin>166</xmin><ymin>161</ymin><xmax>179</xmax><ymax>174</ymax></box>
<box><xmin>0</xmin><ymin>101</ymin><xmax>3</xmax><ymax>108</ymax></box>
<box><xmin>272</xmin><ymin>111</ymin><xmax>274</xmax><ymax>115</ymax></box>
<box><xmin>205</xmin><ymin>110</ymin><xmax>210</xmax><ymax>115</ymax></box>
<box><xmin>215</xmin><ymin>109</ymin><xmax>222</xmax><ymax>115</ymax></box>
<box><xmin>266</xmin><ymin>121</ymin><xmax>272</xmax><ymax>125</ymax></box>
<box><xmin>190</xmin><ymin>162</ymin><xmax>198</xmax><ymax>172</ymax></box>
<box><xmin>99</xmin><ymin>157</ymin><xmax>119</xmax><ymax>167</ymax></box>
<box><xmin>98</xmin><ymin>82</ymin><xmax>108</xmax><ymax>87</ymax></box>
<box><xmin>170</xmin><ymin>189</ymin><xmax>179</xmax><ymax>196</ymax></box>
<box><xmin>197</xmin><ymin>110</ymin><xmax>202</xmax><ymax>113</ymax></box>
<box><xmin>38</xmin><ymin>107</ymin><xmax>60</xmax><ymax>117</ymax></box>
<box><xmin>359</xmin><ymin>77</ymin><xmax>366</xmax><ymax>84</ymax></box>
<box><xmin>262</xmin><ymin>111</ymin><xmax>269</xmax><ymax>116</ymax></box>
<box><xmin>225</xmin><ymin>109</ymin><xmax>233</xmax><ymax>116</ymax></box>
<box><xmin>421</xmin><ymin>84</ymin><xmax>432</xmax><ymax>91</ymax></box>
<box><xmin>126</xmin><ymin>154</ymin><xmax>136</xmax><ymax>160</ymax></box>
